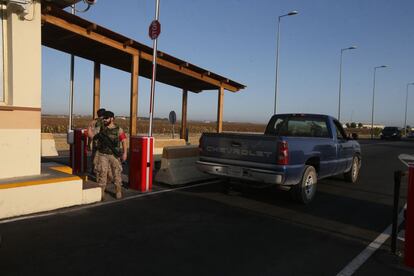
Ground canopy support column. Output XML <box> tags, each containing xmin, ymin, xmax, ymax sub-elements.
<box><xmin>217</xmin><ymin>86</ymin><xmax>224</xmax><ymax>133</ymax></box>
<box><xmin>92</xmin><ymin>62</ymin><xmax>101</xmax><ymax>119</ymax></box>
<box><xmin>130</xmin><ymin>54</ymin><xmax>139</xmax><ymax>136</ymax></box>
<box><xmin>180</xmin><ymin>89</ymin><xmax>188</xmax><ymax>140</ymax></box>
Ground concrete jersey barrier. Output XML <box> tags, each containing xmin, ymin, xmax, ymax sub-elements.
<box><xmin>155</xmin><ymin>145</ymin><xmax>215</xmax><ymax>185</ymax></box>
<box><xmin>41</xmin><ymin>133</ymin><xmax>58</xmax><ymax>157</ymax></box>
<box><xmin>153</xmin><ymin>138</ymin><xmax>187</xmax><ymax>161</ymax></box>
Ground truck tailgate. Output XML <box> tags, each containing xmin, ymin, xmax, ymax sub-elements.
<box><xmin>200</xmin><ymin>132</ymin><xmax>279</xmax><ymax>167</ymax></box>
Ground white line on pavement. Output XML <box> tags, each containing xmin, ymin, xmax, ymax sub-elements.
<box><xmin>336</xmin><ymin>205</ymin><xmax>406</xmax><ymax>276</ymax></box>
<box><xmin>398</xmin><ymin>230</ymin><xmax>405</xmax><ymax>242</ymax></box>
<box><xmin>360</xmin><ymin>142</ymin><xmax>403</xmax><ymax>147</ymax></box>
<box><xmin>0</xmin><ymin>180</ymin><xmax>221</xmax><ymax>225</ymax></box>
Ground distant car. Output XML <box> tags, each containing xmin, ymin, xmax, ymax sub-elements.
<box><xmin>380</xmin><ymin>127</ymin><xmax>402</xmax><ymax>140</ymax></box>
<box><xmin>407</xmin><ymin>131</ymin><xmax>414</xmax><ymax>138</ymax></box>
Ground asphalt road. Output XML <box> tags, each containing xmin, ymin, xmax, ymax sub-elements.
<box><xmin>1</xmin><ymin>139</ymin><xmax>414</xmax><ymax>275</ymax></box>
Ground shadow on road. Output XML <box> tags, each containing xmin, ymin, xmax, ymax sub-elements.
<box><xmin>179</xmin><ymin>177</ymin><xmax>399</xmax><ymax>246</ymax></box>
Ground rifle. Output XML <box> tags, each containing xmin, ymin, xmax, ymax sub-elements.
<box><xmin>95</xmin><ymin>132</ymin><xmax>122</xmax><ymax>158</ymax></box>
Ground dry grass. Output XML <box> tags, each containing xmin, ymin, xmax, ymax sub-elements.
<box><xmin>42</xmin><ymin>116</ymin><xmax>378</xmax><ymax>136</ymax></box>
<box><xmin>41</xmin><ymin>116</ymin><xmax>266</xmax><ymax>134</ymax></box>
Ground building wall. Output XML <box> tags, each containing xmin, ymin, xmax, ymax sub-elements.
<box><xmin>0</xmin><ymin>1</ymin><xmax>41</xmax><ymax>179</ymax></box>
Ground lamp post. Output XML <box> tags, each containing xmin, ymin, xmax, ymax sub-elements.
<box><xmin>371</xmin><ymin>65</ymin><xmax>388</xmax><ymax>139</ymax></box>
<box><xmin>273</xmin><ymin>10</ymin><xmax>298</xmax><ymax>115</ymax></box>
<box><xmin>338</xmin><ymin>46</ymin><xmax>356</xmax><ymax>122</ymax></box>
<box><xmin>404</xmin><ymin>82</ymin><xmax>414</xmax><ymax>136</ymax></box>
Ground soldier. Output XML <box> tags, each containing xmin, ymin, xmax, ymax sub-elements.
<box><xmin>93</xmin><ymin>111</ymin><xmax>127</xmax><ymax>199</ymax></box>
<box><xmin>88</xmin><ymin>108</ymin><xmax>106</xmax><ymax>166</ymax></box>
<box><xmin>88</xmin><ymin>108</ymin><xmax>113</xmax><ymax>182</ymax></box>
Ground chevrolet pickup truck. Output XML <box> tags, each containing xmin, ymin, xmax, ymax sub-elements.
<box><xmin>196</xmin><ymin>114</ymin><xmax>361</xmax><ymax>204</ymax></box>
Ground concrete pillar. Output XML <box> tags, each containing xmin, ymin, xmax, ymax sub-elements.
<box><xmin>180</xmin><ymin>89</ymin><xmax>188</xmax><ymax>139</ymax></box>
<box><xmin>216</xmin><ymin>86</ymin><xmax>224</xmax><ymax>133</ymax></box>
<box><xmin>92</xmin><ymin>62</ymin><xmax>100</xmax><ymax>119</ymax></box>
<box><xmin>130</xmin><ymin>54</ymin><xmax>139</xmax><ymax>136</ymax></box>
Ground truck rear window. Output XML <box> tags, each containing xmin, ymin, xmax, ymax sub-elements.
<box><xmin>266</xmin><ymin>116</ymin><xmax>330</xmax><ymax>138</ymax></box>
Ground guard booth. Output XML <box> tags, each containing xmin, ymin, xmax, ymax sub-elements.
<box><xmin>40</xmin><ymin>1</ymin><xmax>245</xmax><ymax>193</ymax></box>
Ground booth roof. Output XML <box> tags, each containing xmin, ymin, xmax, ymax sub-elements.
<box><xmin>41</xmin><ymin>2</ymin><xmax>246</xmax><ymax>93</ymax></box>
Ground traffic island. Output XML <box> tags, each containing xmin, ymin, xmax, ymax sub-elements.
<box><xmin>0</xmin><ymin>162</ymin><xmax>101</xmax><ymax>220</ymax></box>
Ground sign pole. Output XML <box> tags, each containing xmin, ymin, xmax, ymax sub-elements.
<box><xmin>69</xmin><ymin>5</ymin><xmax>76</xmax><ymax>131</ymax></box>
<box><xmin>148</xmin><ymin>0</ymin><xmax>160</xmax><ymax>137</ymax></box>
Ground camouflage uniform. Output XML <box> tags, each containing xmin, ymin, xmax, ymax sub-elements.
<box><xmin>89</xmin><ymin>118</ymin><xmax>113</xmax><ymax>181</ymax></box>
<box><xmin>90</xmin><ymin>117</ymin><xmax>104</xmax><ymax>155</ymax></box>
<box><xmin>94</xmin><ymin>125</ymin><xmax>125</xmax><ymax>199</ymax></box>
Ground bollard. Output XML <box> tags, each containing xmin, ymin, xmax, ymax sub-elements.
<box><xmin>392</xmin><ymin>170</ymin><xmax>402</xmax><ymax>254</ymax></box>
<box><xmin>70</xmin><ymin>129</ymin><xmax>88</xmax><ymax>178</ymax></box>
<box><xmin>129</xmin><ymin>136</ymin><xmax>154</xmax><ymax>192</ymax></box>
<box><xmin>405</xmin><ymin>165</ymin><xmax>414</xmax><ymax>267</ymax></box>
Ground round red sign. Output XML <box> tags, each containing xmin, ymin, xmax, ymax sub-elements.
<box><xmin>148</xmin><ymin>20</ymin><xmax>161</xmax><ymax>40</ymax></box>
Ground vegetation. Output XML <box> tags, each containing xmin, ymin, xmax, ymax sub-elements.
<box><xmin>41</xmin><ymin>116</ymin><xmax>266</xmax><ymax>134</ymax></box>
<box><xmin>42</xmin><ymin>116</ymin><xmax>386</xmax><ymax>138</ymax></box>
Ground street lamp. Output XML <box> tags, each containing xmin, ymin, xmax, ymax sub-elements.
<box><xmin>274</xmin><ymin>10</ymin><xmax>299</xmax><ymax>114</ymax></box>
<box><xmin>404</xmin><ymin>82</ymin><xmax>414</xmax><ymax>136</ymax></box>
<box><xmin>371</xmin><ymin>65</ymin><xmax>388</xmax><ymax>139</ymax></box>
<box><xmin>338</xmin><ymin>46</ymin><xmax>357</xmax><ymax>122</ymax></box>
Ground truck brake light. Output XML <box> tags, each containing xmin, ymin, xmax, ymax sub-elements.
<box><xmin>277</xmin><ymin>141</ymin><xmax>289</xmax><ymax>165</ymax></box>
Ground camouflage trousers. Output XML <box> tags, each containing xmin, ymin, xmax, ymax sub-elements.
<box><xmin>94</xmin><ymin>151</ymin><xmax>122</xmax><ymax>195</ymax></box>
<box><xmin>91</xmin><ymin>148</ymin><xmax>113</xmax><ymax>180</ymax></box>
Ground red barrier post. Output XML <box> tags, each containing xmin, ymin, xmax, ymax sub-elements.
<box><xmin>405</xmin><ymin>165</ymin><xmax>414</xmax><ymax>267</ymax></box>
<box><xmin>71</xmin><ymin>129</ymin><xmax>88</xmax><ymax>176</ymax></box>
<box><xmin>129</xmin><ymin>136</ymin><xmax>154</xmax><ymax>192</ymax></box>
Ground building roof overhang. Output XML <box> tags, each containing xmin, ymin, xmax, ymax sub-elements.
<box><xmin>41</xmin><ymin>2</ymin><xmax>245</xmax><ymax>93</ymax></box>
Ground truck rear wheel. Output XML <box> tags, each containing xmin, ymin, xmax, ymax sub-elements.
<box><xmin>291</xmin><ymin>165</ymin><xmax>317</xmax><ymax>204</ymax></box>
<box><xmin>344</xmin><ymin>156</ymin><xmax>360</xmax><ymax>183</ymax></box>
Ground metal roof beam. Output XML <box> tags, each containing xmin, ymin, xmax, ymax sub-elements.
<box><xmin>41</xmin><ymin>11</ymin><xmax>242</xmax><ymax>92</ymax></box>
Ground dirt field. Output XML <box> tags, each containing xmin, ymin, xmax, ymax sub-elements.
<box><xmin>43</xmin><ymin>116</ymin><xmax>378</xmax><ymax>151</ymax></box>
<box><xmin>43</xmin><ymin>116</ymin><xmax>267</xmax><ymax>150</ymax></box>
<box><xmin>41</xmin><ymin>116</ymin><xmax>266</xmax><ymax>134</ymax></box>
<box><xmin>42</xmin><ymin>115</ymin><xmax>378</xmax><ymax>136</ymax></box>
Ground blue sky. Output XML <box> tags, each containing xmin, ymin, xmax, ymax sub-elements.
<box><xmin>42</xmin><ymin>0</ymin><xmax>414</xmax><ymax>126</ymax></box>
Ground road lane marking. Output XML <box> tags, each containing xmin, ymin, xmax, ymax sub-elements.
<box><xmin>361</xmin><ymin>142</ymin><xmax>403</xmax><ymax>147</ymax></box>
<box><xmin>336</xmin><ymin>205</ymin><xmax>406</xmax><ymax>276</ymax></box>
<box><xmin>398</xmin><ymin>230</ymin><xmax>405</xmax><ymax>242</ymax></box>
<box><xmin>0</xmin><ymin>180</ymin><xmax>221</xmax><ymax>225</ymax></box>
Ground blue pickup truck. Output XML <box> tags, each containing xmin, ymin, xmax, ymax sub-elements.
<box><xmin>196</xmin><ymin>114</ymin><xmax>361</xmax><ymax>204</ymax></box>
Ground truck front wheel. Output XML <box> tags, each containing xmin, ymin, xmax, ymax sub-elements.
<box><xmin>291</xmin><ymin>165</ymin><xmax>317</xmax><ymax>204</ymax></box>
<box><xmin>344</xmin><ymin>156</ymin><xmax>360</xmax><ymax>183</ymax></box>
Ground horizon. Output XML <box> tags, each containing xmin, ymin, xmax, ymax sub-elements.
<box><xmin>41</xmin><ymin>113</ymin><xmax>401</xmax><ymax>127</ymax></box>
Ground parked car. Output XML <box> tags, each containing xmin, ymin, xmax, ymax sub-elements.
<box><xmin>406</xmin><ymin>131</ymin><xmax>414</xmax><ymax>139</ymax></box>
<box><xmin>380</xmin><ymin>127</ymin><xmax>402</xmax><ymax>140</ymax></box>
<box><xmin>197</xmin><ymin>114</ymin><xmax>361</xmax><ymax>204</ymax></box>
